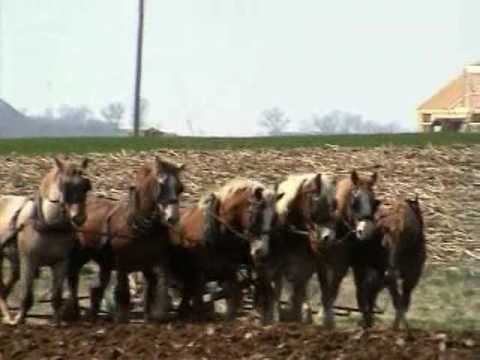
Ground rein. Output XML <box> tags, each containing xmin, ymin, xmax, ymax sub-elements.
<box><xmin>206</xmin><ymin>210</ymin><xmax>252</xmax><ymax>242</ymax></box>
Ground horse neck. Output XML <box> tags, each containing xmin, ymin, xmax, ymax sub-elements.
<box><xmin>335</xmin><ymin>178</ymin><xmax>354</xmax><ymax>222</ymax></box>
<box><xmin>135</xmin><ymin>183</ymin><xmax>157</xmax><ymax>217</ymax></box>
<box><xmin>178</xmin><ymin>206</ymin><xmax>207</xmax><ymax>247</ymax></box>
<box><xmin>218</xmin><ymin>194</ymin><xmax>246</xmax><ymax>231</ymax></box>
<box><xmin>284</xmin><ymin>205</ymin><xmax>309</xmax><ymax>229</ymax></box>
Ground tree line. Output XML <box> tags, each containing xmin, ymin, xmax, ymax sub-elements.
<box><xmin>258</xmin><ymin>107</ymin><xmax>404</xmax><ymax>136</ymax></box>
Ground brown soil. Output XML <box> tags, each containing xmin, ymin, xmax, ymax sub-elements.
<box><xmin>0</xmin><ymin>321</ymin><xmax>478</xmax><ymax>360</ymax></box>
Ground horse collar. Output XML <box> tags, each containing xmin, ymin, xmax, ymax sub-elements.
<box><xmin>32</xmin><ymin>194</ymin><xmax>70</xmax><ymax>232</ymax></box>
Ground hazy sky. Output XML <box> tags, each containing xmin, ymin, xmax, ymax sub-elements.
<box><xmin>1</xmin><ymin>0</ymin><xmax>479</xmax><ymax>135</ymax></box>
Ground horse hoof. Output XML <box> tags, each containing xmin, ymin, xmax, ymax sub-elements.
<box><xmin>2</xmin><ymin>318</ymin><xmax>15</xmax><ymax>326</ymax></box>
<box><xmin>10</xmin><ymin>315</ymin><xmax>24</xmax><ymax>326</ymax></box>
<box><xmin>115</xmin><ymin>314</ymin><xmax>129</xmax><ymax>324</ymax></box>
<box><xmin>61</xmin><ymin>300</ymin><xmax>80</xmax><ymax>320</ymax></box>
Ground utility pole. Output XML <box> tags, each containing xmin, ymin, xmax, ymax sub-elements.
<box><xmin>133</xmin><ymin>0</ymin><xmax>145</xmax><ymax>136</ymax></box>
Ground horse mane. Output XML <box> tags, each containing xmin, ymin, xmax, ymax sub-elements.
<box><xmin>276</xmin><ymin>174</ymin><xmax>312</xmax><ymax>218</ymax></box>
<box><xmin>335</xmin><ymin>177</ymin><xmax>354</xmax><ymax>219</ymax></box>
<box><xmin>198</xmin><ymin>178</ymin><xmax>266</xmax><ymax>208</ymax></box>
<box><xmin>275</xmin><ymin>173</ymin><xmax>334</xmax><ymax>219</ymax></box>
<box><xmin>335</xmin><ymin>173</ymin><xmax>375</xmax><ymax>219</ymax></box>
<box><xmin>136</xmin><ymin>158</ymin><xmax>183</xmax><ymax>180</ymax></box>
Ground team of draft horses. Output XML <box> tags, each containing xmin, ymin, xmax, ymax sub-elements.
<box><xmin>0</xmin><ymin>157</ymin><xmax>426</xmax><ymax>331</ymax></box>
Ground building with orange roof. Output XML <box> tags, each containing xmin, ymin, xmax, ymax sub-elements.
<box><xmin>417</xmin><ymin>63</ymin><xmax>480</xmax><ymax>132</ymax></box>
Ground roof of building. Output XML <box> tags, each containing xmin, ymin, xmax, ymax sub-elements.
<box><xmin>418</xmin><ymin>64</ymin><xmax>480</xmax><ymax>111</ymax></box>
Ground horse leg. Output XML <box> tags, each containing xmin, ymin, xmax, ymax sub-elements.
<box><xmin>50</xmin><ymin>260</ymin><xmax>68</xmax><ymax>327</ymax></box>
<box><xmin>143</xmin><ymin>270</ymin><xmax>155</xmax><ymax>321</ymax></box>
<box><xmin>177</xmin><ymin>281</ymin><xmax>194</xmax><ymax>318</ymax></box>
<box><xmin>387</xmin><ymin>273</ymin><xmax>402</xmax><ymax>330</ymax></box>
<box><xmin>287</xmin><ymin>277</ymin><xmax>309</xmax><ymax>323</ymax></box>
<box><xmin>12</xmin><ymin>258</ymin><xmax>36</xmax><ymax>325</ymax></box>
<box><xmin>256</xmin><ymin>278</ymin><xmax>274</xmax><ymax>324</ymax></box>
<box><xmin>62</xmin><ymin>252</ymin><xmax>89</xmax><ymax>322</ymax></box>
<box><xmin>143</xmin><ymin>266</ymin><xmax>170</xmax><ymax>322</ymax></box>
<box><xmin>255</xmin><ymin>266</ymin><xmax>279</xmax><ymax>325</ymax></box>
<box><xmin>353</xmin><ymin>266</ymin><xmax>374</xmax><ymax>328</ymax></box>
<box><xmin>224</xmin><ymin>278</ymin><xmax>242</xmax><ymax>321</ymax></box>
<box><xmin>89</xmin><ymin>265</ymin><xmax>111</xmax><ymax>321</ymax></box>
<box><xmin>114</xmin><ymin>270</ymin><xmax>130</xmax><ymax>323</ymax></box>
<box><xmin>317</xmin><ymin>265</ymin><xmax>337</xmax><ymax>329</ymax></box>
<box><xmin>0</xmin><ymin>259</ymin><xmax>13</xmax><ymax>324</ymax></box>
<box><xmin>3</xmin><ymin>251</ymin><xmax>20</xmax><ymax>298</ymax></box>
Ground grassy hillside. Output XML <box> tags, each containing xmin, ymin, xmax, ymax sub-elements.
<box><xmin>0</xmin><ymin>132</ymin><xmax>478</xmax><ymax>155</ymax></box>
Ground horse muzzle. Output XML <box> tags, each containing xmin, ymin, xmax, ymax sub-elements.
<box><xmin>159</xmin><ymin>203</ymin><xmax>180</xmax><ymax>225</ymax></box>
<box><xmin>70</xmin><ymin>213</ymin><xmax>87</xmax><ymax>227</ymax></box>
<box><xmin>318</xmin><ymin>226</ymin><xmax>336</xmax><ymax>244</ymax></box>
<box><xmin>67</xmin><ymin>204</ymin><xmax>87</xmax><ymax>227</ymax></box>
<box><xmin>355</xmin><ymin>220</ymin><xmax>375</xmax><ymax>241</ymax></box>
<box><xmin>250</xmin><ymin>236</ymin><xmax>269</xmax><ymax>263</ymax></box>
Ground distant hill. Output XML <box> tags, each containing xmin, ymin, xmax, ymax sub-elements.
<box><xmin>0</xmin><ymin>98</ymin><xmax>120</xmax><ymax>138</ymax></box>
<box><xmin>0</xmin><ymin>98</ymin><xmax>38</xmax><ymax>137</ymax></box>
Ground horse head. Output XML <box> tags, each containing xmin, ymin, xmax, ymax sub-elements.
<box><xmin>343</xmin><ymin>170</ymin><xmax>380</xmax><ymax>241</ymax></box>
<box><xmin>132</xmin><ymin>157</ymin><xmax>185</xmax><ymax>226</ymax></box>
<box><xmin>39</xmin><ymin>157</ymin><xmax>92</xmax><ymax>227</ymax></box>
<box><xmin>213</xmin><ymin>179</ymin><xmax>278</xmax><ymax>263</ymax></box>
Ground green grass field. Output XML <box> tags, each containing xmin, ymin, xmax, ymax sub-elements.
<box><xmin>0</xmin><ymin>132</ymin><xmax>478</xmax><ymax>155</ymax></box>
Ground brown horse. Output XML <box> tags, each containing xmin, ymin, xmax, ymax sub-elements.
<box><xmin>0</xmin><ymin>158</ymin><xmax>92</xmax><ymax>325</ymax></box>
<box><xmin>314</xmin><ymin>170</ymin><xmax>379</xmax><ymax>329</ymax></box>
<box><xmin>255</xmin><ymin>173</ymin><xmax>337</xmax><ymax>324</ymax></box>
<box><xmin>170</xmin><ymin>179</ymin><xmax>277</xmax><ymax>320</ymax></box>
<box><xmin>371</xmin><ymin>196</ymin><xmax>426</xmax><ymax>330</ymax></box>
<box><xmin>64</xmin><ymin>157</ymin><xmax>185</xmax><ymax>323</ymax></box>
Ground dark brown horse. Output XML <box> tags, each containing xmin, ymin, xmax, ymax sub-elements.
<box><xmin>0</xmin><ymin>158</ymin><xmax>92</xmax><ymax>325</ymax></box>
<box><xmin>255</xmin><ymin>173</ymin><xmax>337</xmax><ymax>324</ymax></box>
<box><xmin>314</xmin><ymin>170</ymin><xmax>379</xmax><ymax>329</ymax></box>
<box><xmin>64</xmin><ymin>157</ymin><xmax>184</xmax><ymax>323</ymax></box>
<box><xmin>170</xmin><ymin>179</ymin><xmax>277</xmax><ymax>320</ymax></box>
<box><xmin>363</xmin><ymin>196</ymin><xmax>426</xmax><ymax>330</ymax></box>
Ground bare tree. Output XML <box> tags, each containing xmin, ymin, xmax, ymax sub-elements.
<box><xmin>302</xmin><ymin>110</ymin><xmax>401</xmax><ymax>134</ymax></box>
<box><xmin>311</xmin><ymin>112</ymin><xmax>338</xmax><ymax>134</ymax></box>
<box><xmin>258</xmin><ymin>107</ymin><xmax>290</xmax><ymax>135</ymax></box>
<box><xmin>57</xmin><ymin>105</ymin><xmax>93</xmax><ymax>124</ymax></box>
<box><xmin>101</xmin><ymin>102</ymin><xmax>125</xmax><ymax>129</ymax></box>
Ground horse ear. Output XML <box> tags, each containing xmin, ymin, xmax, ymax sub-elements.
<box><xmin>81</xmin><ymin>158</ymin><xmax>90</xmax><ymax>170</ymax></box>
<box><xmin>253</xmin><ymin>187</ymin><xmax>264</xmax><ymax>201</ymax></box>
<box><xmin>54</xmin><ymin>157</ymin><xmax>64</xmax><ymax>171</ymax></box>
<box><xmin>314</xmin><ymin>173</ymin><xmax>322</xmax><ymax>192</ymax></box>
<box><xmin>351</xmin><ymin>170</ymin><xmax>359</xmax><ymax>186</ymax></box>
<box><xmin>370</xmin><ymin>172</ymin><xmax>378</xmax><ymax>186</ymax></box>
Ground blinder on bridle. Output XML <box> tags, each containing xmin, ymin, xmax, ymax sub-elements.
<box><xmin>153</xmin><ymin>174</ymin><xmax>182</xmax><ymax>207</ymax></box>
<box><xmin>349</xmin><ymin>189</ymin><xmax>380</xmax><ymax>223</ymax></box>
<box><xmin>245</xmin><ymin>194</ymin><xmax>268</xmax><ymax>238</ymax></box>
<box><xmin>60</xmin><ymin>177</ymin><xmax>92</xmax><ymax>205</ymax></box>
<box><xmin>311</xmin><ymin>193</ymin><xmax>337</xmax><ymax>224</ymax></box>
